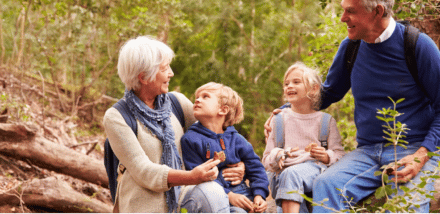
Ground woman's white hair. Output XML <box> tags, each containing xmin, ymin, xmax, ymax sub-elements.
<box><xmin>361</xmin><ymin>0</ymin><xmax>394</xmax><ymax>17</ymax></box>
<box><xmin>117</xmin><ymin>36</ymin><xmax>174</xmax><ymax>91</ymax></box>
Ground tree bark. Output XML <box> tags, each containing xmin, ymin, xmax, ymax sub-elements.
<box><xmin>0</xmin><ymin>177</ymin><xmax>112</xmax><ymax>213</ymax></box>
<box><xmin>0</xmin><ymin>123</ymin><xmax>109</xmax><ymax>188</ymax></box>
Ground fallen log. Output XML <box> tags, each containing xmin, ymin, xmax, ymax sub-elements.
<box><xmin>0</xmin><ymin>177</ymin><xmax>112</xmax><ymax>213</ymax></box>
<box><xmin>0</xmin><ymin>123</ymin><xmax>109</xmax><ymax>188</ymax></box>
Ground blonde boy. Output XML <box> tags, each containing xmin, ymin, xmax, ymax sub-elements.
<box><xmin>181</xmin><ymin>82</ymin><xmax>269</xmax><ymax>213</ymax></box>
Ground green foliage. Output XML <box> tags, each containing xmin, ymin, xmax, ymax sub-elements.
<box><xmin>0</xmin><ymin>92</ymin><xmax>30</xmax><ymax>122</ymax></box>
<box><xmin>0</xmin><ymin>0</ymin><xmax>433</xmax><ymax>155</ymax></box>
<box><xmin>394</xmin><ymin>0</ymin><xmax>440</xmax><ymax>20</ymax></box>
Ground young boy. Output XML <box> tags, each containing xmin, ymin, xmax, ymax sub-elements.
<box><xmin>181</xmin><ymin>82</ymin><xmax>269</xmax><ymax>213</ymax></box>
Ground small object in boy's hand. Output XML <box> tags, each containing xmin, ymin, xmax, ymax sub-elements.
<box><xmin>305</xmin><ymin>143</ymin><xmax>318</xmax><ymax>152</ymax></box>
<box><xmin>214</xmin><ymin>151</ymin><xmax>226</xmax><ymax>162</ymax></box>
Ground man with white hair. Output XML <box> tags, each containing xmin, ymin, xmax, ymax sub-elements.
<box><xmin>312</xmin><ymin>0</ymin><xmax>440</xmax><ymax>212</ymax></box>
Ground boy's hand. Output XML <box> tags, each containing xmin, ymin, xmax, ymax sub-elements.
<box><xmin>228</xmin><ymin>192</ymin><xmax>254</xmax><ymax>212</ymax></box>
<box><xmin>310</xmin><ymin>146</ymin><xmax>329</xmax><ymax>164</ymax></box>
<box><xmin>253</xmin><ymin>195</ymin><xmax>267</xmax><ymax>213</ymax></box>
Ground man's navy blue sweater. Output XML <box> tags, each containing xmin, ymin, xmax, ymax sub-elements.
<box><xmin>321</xmin><ymin>23</ymin><xmax>440</xmax><ymax>152</ymax></box>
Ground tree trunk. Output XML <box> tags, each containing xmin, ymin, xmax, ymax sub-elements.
<box><xmin>0</xmin><ymin>177</ymin><xmax>112</xmax><ymax>213</ymax></box>
<box><xmin>0</xmin><ymin>123</ymin><xmax>109</xmax><ymax>188</ymax></box>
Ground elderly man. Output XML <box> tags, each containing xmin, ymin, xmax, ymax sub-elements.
<box><xmin>311</xmin><ymin>0</ymin><xmax>440</xmax><ymax>212</ymax></box>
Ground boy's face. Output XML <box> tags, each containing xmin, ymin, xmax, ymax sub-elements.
<box><xmin>193</xmin><ymin>89</ymin><xmax>222</xmax><ymax>120</ymax></box>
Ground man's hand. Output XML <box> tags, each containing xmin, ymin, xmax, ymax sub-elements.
<box><xmin>223</xmin><ymin>162</ymin><xmax>245</xmax><ymax>185</ymax></box>
<box><xmin>310</xmin><ymin>146</ymin><xmax>330</xmax><ymax>164</ymax></box>
<box><xmin>228</xmin><ymin>192</ymin><xmax>254</xmax><ymax>212</ymax></box>
<box><xmin>253</xmin><ymin>195</ymin><xmax>267</xmax><ymax>213</ymax></box>
<box><xmin>264</xmin><ymin>109</ymin><xmax>282</xmax><ymax>142</ymax></box>
<box><xmin>389</xmin><ymin>147</ymin><xmax>430</xmax><ymax>183</ymax></box>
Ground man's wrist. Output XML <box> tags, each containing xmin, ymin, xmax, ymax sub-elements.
<box><xmin>416</xmin><ymin>146</ymin><xmax>430</xmax><ymax>163</ymax></box>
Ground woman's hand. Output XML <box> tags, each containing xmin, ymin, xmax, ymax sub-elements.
<box><xmin>253</xmin><ymin>195</ymin><xmax>267</xmax><ymax>213</ymax></box>
<box><xmin>310</xmin><ymin>146</ymin><xmax>329</xmax><ymax>164</ymax></box>
<box><xmin>228</xmin><ymin>192</ymin><xmax>254</xmax><ymax>212</ymax></box>
<box><xmin>223</xmin><ymin>162</ymin><xmax>245</xmax><ymax>185</ymax></box>
<box><xmin>190</xmin><ymin>159</ymin><xmax>221</xmax><ymax>184</ymax></box>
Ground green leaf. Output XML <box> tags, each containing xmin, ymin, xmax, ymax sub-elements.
<box><xmin>399</xmin><ymin>186</ymin><xmax>410</xmax><ymax>192</ymax></box>
<box><xmin>181</xmin><ymin>208</ymin><xmax>188</xmax><ymax>213</ymax></box>
<box><xmin>414</xmin><ymin>157</ymin><xmax>421</xmax><ymax>163</ymax></box>
<box><xmin>428</xmin><ymin>152</ymin><xmax>440</xmax><ymax>157</ymax></box>
<box><xmin>374</xmin><ymin>171</ymin><xmax>382</xmax><ymax>176</ymax></box>
<box><xmin>375</xmin><ymin>186</ymin><xmax>386</xmax><ymax>199</ymax></box>
<box><xmin>418</xmin><ymin>181</ymin><xmax>427</xmax><ymax>188</ymax></box>
<box><xmin>382</xmin><ymin>174</ymin><xmax>389</xmax><ymax>182</ymax></box>
<box><xmin>396</xmin><ymin>98</ymin><xmax>405</xmax><ymax>104</ymax></box>
<box><xmin>384</xmin><ymin>143</ymin><xmax>393</xmax><ymax>147</ymax></box>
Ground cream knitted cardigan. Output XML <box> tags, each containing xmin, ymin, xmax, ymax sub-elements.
<box><xmin>103</xmin><ymin>92</ymin><xmax>196</xmax><ymax>213</ymax></box>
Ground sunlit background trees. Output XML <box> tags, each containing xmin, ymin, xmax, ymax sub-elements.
<box><xmin>1</xmin><ymin>0</ymin><xmax>439</xmax><ymax>156</ymax></box>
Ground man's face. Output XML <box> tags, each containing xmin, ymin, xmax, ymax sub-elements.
<box><xmin>340</xmin><ymin>0</ymin><xmax>377</xmax><ymax>42</ymax></box>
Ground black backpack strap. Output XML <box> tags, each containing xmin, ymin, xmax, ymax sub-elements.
<box><xmin>168</xmin><ymin>92</ymin><xmax>185</xmax><ymax>128</ymax></box>
<box><xmin>403</xmin><ymin>23</ymin><xmax>430</xmax><ymax>99</ymax></box>
<box><xmin>345</xmin><ymin>39</ymin><xmax>361</xmax><ymax>73</ymax></box>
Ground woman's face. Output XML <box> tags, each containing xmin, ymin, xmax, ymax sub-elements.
<box><xmin>145</xmin><ymin>60</ymin><xmax>174</xmax><ymax>96</ymax></box>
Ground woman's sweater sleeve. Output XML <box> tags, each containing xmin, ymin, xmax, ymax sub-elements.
<box><xmin>103</xmin><ymin>107</ymin><xmax>171</xmax><ymax>192</ymax></box>
<box><xmin>326</xmin><ymin>117</ymin><xmax>346</xmax><ymax>166</ymax></box>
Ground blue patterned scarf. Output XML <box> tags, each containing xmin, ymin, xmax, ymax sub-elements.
<box><xmin>124</xmin><ymin>90</ymin><xmax>182</xmax><ymax>213</ymax></box>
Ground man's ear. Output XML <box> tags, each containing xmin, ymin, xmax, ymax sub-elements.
<box><xmin>219</xmin><ymin>105</ymin><xmax>230</xmax><ymax>116</ymax></box>
<box><xmin>375</xmin><ymin>5</ymin><xmax>385</xmax><ymax>18</ymax></box>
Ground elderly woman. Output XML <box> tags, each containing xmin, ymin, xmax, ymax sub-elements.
<box><xmin>103</xmin><ymin>36</ymin><xmax>245</xmax><ymax>213</ymax></box>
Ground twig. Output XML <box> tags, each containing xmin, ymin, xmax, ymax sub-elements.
<box><xmin>69</xmin><ymin>140</ymin><xmax>98</xmax><ymax>148</ymax></box>
<box><xmin>37</xmin><ymin>70</ymin><xmax>45</xmax><ymax>135</ymax></box>
<box><xmin>86</xmin><ymin>142</ymin><xmax>98</xmax><ymax>155</ymax></box>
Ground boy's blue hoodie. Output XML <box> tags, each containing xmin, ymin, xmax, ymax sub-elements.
<box><xmin>181</xmin><ymin>122</ymin><xmax>269</xmax><ymax>199</ymax></box>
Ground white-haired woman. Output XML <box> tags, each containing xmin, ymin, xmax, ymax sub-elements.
<box><xmin>103</xmin><ymin>36</ymin><xmax>244</xmax><ymax>213</ymax></box>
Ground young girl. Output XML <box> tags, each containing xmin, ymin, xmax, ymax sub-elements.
<box><xmin>262</xmin><ymin>62</ymin><xmax>345</xmax><ymax>213</ymax></box>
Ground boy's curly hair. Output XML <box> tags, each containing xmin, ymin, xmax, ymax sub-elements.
<box><xmin>195</xmin><ymin>82</ymin><xmax>244</xmax><ymax>129</ymax></box>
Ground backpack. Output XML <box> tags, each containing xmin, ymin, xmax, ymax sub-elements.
<box><xmin>345</xmin><ymin>20</ymin><xmax>429</xmax><ymax>99</ymax></box>
<box><xmin>104</xmin><ymin>92</ymin><xmax>185</xmax><ymax>203</ymax></box>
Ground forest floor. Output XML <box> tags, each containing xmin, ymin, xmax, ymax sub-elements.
<box><xmin>0</xmin><ymin>67</ymin><xmax>113</xmax><ymax>212</ymax></box>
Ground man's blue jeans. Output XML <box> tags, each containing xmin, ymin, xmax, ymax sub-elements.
<box><xmin>312</xmin><ymin>142</ymin><xmax>440</xmax><ymax>213</ymax></box>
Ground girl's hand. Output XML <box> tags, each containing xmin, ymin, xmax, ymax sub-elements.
<box><xmin>310</xmin><ymin>146</ymin><xmax>330</xmax><ymax>164</ymax></box>
<box><xmin>228</xmin><ymin>192</ymin><xmax>254</xmax><ymax>212</ymax></box>
<box><xmin>253</xmin><ymin>195</ymin><xmax>267</xmax><ymax>213</ymax></box>
<box><xmin>223</xmin><ymin>162</ymin><xmax>245</xmax><ymax>185</ymax></box>
<box><xmin>190</xmin><ymin>159</ymin><xmax>221</xmax><ymax>184</ymax></box>
<box><xmin>276</xmin><ymin>150</ymin><xmax>286</xmax><ymax>170</ymax></box>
